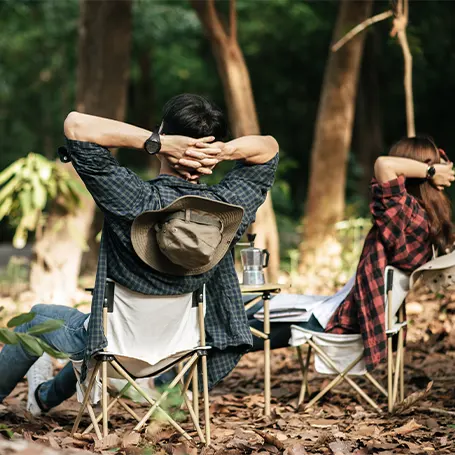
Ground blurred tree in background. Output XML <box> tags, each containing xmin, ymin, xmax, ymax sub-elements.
<box><xmin>1</xmin><ymin>0</ymin><xmax>455</xmax><ymax>291</ymax></box>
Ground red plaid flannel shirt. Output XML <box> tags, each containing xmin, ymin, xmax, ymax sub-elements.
<box><xmin>326</xmin><ymin>176</ymin><xmax>433</xmax><ymax>371</ymax></box>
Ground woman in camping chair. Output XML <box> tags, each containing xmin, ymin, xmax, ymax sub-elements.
<box><xmin>250</xmin><ymin>136</ymin><xmax>455</xmax><ymax>371</ymax></box>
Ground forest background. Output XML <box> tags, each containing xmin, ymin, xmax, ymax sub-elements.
<box><xmin>1</xmin><ymin>0</ymin><xmax>455</xmax><ymax>303</ymax></box>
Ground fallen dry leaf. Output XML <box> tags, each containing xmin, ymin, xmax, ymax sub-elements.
<box><xmin>253</xmin><ymin>429</ymin><xmax>285</xmax><ymax>450</ymax></box>
<box><xmin>284</xmin><ymin>442</ymin><xmax>308</xmax><ymax>455</ymax></box>
<box><xmin>329</xmin><ymin>440</ymin><xmax>353</xmax><ymax>455</ymax></box>
<box><xmin>94</xmin><ymin>433</ymin><xmax>121</xmax><ymax>451</ymax></box>
<box><xmin>121</xmin><ymin>431</ymin><xmax>141</xmax><ymax>448</ymax></box>
<box><xmin>392</xmin><ymin>381</ymin><xmax>433</xmax><ymax>415</ymax></box>
<box><xmin>384</xmin><ymin>418</ymin><xmax>423</xmax><ymax>436</ymax></box>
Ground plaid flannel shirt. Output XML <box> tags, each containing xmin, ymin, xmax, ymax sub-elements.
<box><xmin>326</xmin><ymin>176</ymin><xmax>433</xmax><ymax>370</ymax></box>
<box><xmin>63</xmin><ymin>139</ymin><xmax>278</xmax><ymax>385</ymax></box>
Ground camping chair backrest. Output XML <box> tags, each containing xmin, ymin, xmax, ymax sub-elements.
<box><xmin>384</xmin><ymin>266</ymin><xmax>409</xmax><ymax>331</ymax></box>
<box><xmin>103</xmin><ymin>280</ymin><xmax>206</xmax><ymax>379</ymax></box>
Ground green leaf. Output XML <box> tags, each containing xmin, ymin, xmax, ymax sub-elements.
<box><xmin>0</xmin><ymin>328</ymin><xmax>19</xmax><ymax>345</ymax></box>
<box><xmin>12</xmin><ymin>220</ymin><xmax>28</xmax><ymax>249</ymax></box>
<box><xmin>0</xmin><ymin>174</ymin><xmax>20</xmax><ymax>202</ymax></box>
<box><xmin>38</xmin><ymin>339</ymin><xmax>68</xmax><ymax>359</ymax></box>
<box><xmin>27</xmin><ymin>318</ymin><xmax>64</xmax><ymax>335</ymax></box>
<box><xmin>17</xmin><ymin>333</ymin><xmax>44</xmax><ymax>357</ymax></box>
<box><xmin>0</xmin><ymin>197</ymin><xmax>13</xmax><ymax>222</ymax></box>
<box><xmin>0</xmin><ymin>159</ymin><xmax>24</xmax><ymax>187</ymax></box>
<box><xmin>18</xmin><ymin>189</ymin><xmax>32</xmax><ymax>218</ymax></box>
<box><xmin>7</xmin><ymin>311</ymin><xmax>36</xmax><ymax>328</ymax></box>
<box><xmin>31</xmin><ymin>173</ymin><xmax>47</xmax><ymax>210</ymax></box>
<box><xmin>0</xmin><ymin>424</ymin><xmax>14</xmax><ymax>439</ymax></box>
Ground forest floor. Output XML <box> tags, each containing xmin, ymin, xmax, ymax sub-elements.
<box><xmin>1</xmin><ymin>288</ymin><xmax>455</xmax><ymax>455</ymax></box>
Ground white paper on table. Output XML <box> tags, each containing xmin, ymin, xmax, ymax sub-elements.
<box><xmin>253</xmin><ymin>275</ymin><xmax>356</xmax><ymax>325</ymax></box>
<box><xmin>253</xmin><ymin>294</ymin><xmax>327</xmax><ymax>322</ymax></box>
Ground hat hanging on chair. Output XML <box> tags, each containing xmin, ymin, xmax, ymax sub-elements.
<box><xmin>131</xmin><ymin>196</ymin><xmax>244</xmax><ymax>276</ymax></box>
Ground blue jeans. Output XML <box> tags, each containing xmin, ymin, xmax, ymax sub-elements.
<box><xmin>0</xmin><ymin>304</ymin><xmax>87</xmax><ymax>409</ymax></box>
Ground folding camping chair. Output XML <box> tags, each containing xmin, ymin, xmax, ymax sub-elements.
<box><xmin>291</xmin><ymin>266</ymin><xmax>409</xmax><ymax>413</ymax></box>
<box><xmin>71</xmin><ymin>279</ymin><xmax>211</xmax><ymax>445</ymax></box>
<box><xmin>241</xmin><ymin>284</ymin><xmax>281</xmax><ymax>416</ymax></box>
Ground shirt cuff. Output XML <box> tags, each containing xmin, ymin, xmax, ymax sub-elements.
<box><xmin>370</xmin><ymin>175</ymin><xmax>406</xmax><ymax>198</ymax></box>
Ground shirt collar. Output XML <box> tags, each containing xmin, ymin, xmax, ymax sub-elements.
<box><xmin>151</xmin><ymin>174</ymin><xmax>208</xmax><ymax>189</ymax></box>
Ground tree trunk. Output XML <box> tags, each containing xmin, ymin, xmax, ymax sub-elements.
<box><xmin>30</xmin><ymin>0</ymin><xmax>132</xmax><ymax>305</ymax></box>
<box><xmin>191</xmin><ymin>0</ymin><xmax>280</xmax><ymax>282</ymax></box>
<box><xmin>298</xmin><ymin>0</ymin><xmax>373</xmax><ymax>288</ymax></box>
<box><xmin>353</xmin><ymin>28</ymin><xmax>384</xmax><ymax>199</ymax></box>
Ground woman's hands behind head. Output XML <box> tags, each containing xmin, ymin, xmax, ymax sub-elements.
<box><xmin>431</xmin><ymin>163</ymin><xmax>455</xmax><ymax>191</ymax></box>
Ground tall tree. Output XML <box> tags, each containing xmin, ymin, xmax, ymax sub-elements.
<box><xmin>30</xmin><ymin>0</ymin><xmax>132</xmax><ymax>304</ymax></box>
<box><xmin>298</xmin><ymin>0</ymin><xmax>373</xmax><ymax>281</ymax></box>
<box><xmin>190</xmin><ymin>0</ymin><xmax>280</xmax><ymax>282</ymax></box>
<box><xmin>353</xmin><ymin>28</ymin><xmax>384</xmax><ymax>199</ymax></box>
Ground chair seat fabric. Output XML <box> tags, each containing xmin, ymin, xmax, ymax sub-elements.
<box><xmin>74</xmin><ymin>282</ymin><xmax>205</xmax><ymax>402</ymax></box>
<box><xmin>290</xmin><ymin>326</ymin><xmax>366</xmax><ymax>375</ymax></box>
<box><xmin>105</xmin><ymin>282</ymin><xmax>200</xmax><ymax>376</ymax></box>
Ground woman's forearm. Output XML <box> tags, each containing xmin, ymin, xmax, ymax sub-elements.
<box><xmin>374</xmin><ymin>156</ymin><xmax>428</xmax><ymax>183</ymax></box>
<box><xmin>64</xmin><ymin>112</ymin><xmax>151</xmax><ymax>149</ymax></box>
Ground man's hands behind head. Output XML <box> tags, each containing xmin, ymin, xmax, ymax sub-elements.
<box><xmin>161</xmin><ymin>136</ymin><xmax>226</xmax><ymax>181</ymax></box>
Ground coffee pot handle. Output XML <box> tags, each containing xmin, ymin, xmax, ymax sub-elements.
<box><xmin>262</xmin><ymin>249</ymin><xmax>270</xmax><ymax>268</ymax></box>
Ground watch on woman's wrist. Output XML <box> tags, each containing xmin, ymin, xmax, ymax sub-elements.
<box><xmin>426</xmin><ymin>165</ymin><xmax>436</xmax><ymax>180</ymax></box>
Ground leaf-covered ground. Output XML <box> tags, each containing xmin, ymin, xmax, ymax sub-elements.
<box><xmin>1</xmin><ymin>289</ymin><xmax>455</xmax><ymax>454</ymax></box>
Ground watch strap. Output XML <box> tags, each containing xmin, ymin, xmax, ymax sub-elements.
<box><xmin>426</xmin><ymin>165</ymin><xmax>436</xmax><ymax>180</ymax></box>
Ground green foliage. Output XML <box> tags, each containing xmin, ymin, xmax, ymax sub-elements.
<box><xmin>0</xmin><ymin>424</ymin><xmax>13</xmax><ymax>440</ymax></box>
<box><xmin>0</xmin><ymin>153</ymin><xmax>84</xmax><ymax>248</ymax></box>
<box><xmin>2</xmin><ymin>0</ymin><xmax>455</xmax><ymax>259</ymax></box>
<box><xmin>0</xmin><ymin>309</ymin><xmax>67</xmax><ymax>359</ymax></box>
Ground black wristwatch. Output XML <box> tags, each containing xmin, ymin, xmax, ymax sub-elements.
<box><xmin>144</xmin><ymin>132</ymin><xmax>161</xmax><ymax>155</ymax></box>
<box><xmin>426</xmin><ymin>165</ymin><xmax>436</xmax><ymax>180</ymax></box>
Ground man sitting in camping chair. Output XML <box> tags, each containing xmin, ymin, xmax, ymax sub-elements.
<box><xmin>0</xmin><ymin>94</ymin><xmax>279</xmax><ymax>416</ymax></box>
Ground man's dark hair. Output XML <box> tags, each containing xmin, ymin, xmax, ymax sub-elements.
<box><xmin>161</xmin><ymin>94</ymin><xmax>228</xmax><ymax>141</ymax></box>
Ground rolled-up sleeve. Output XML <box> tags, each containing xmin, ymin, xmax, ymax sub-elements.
<box><xmin>369</xmin><ymin>176</ymin><xmax>419</xmax><ymax>250</ymax></box>
<box><xmin>213</xmin><ymin>153</ymin><xmax>279</xmax><ymax>241</ymax></box>
<box><xmin>65</xmin><ymin>139</ymin><xmax>153</xmax><ymax>221</ymax></box>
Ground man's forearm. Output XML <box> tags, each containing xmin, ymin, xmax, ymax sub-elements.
<box><xmin>64</xmin><ymin>112</ymin><xmax>151</xmax><ymax>149</ymax></box>
<box><xmin>221</xmin><ymin>135</ymin><xmax>278</xmax><ymax>165</ymax></box>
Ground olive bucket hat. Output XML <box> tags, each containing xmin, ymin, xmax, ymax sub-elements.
<box><xmin>131</xmin><ymin>196</ymin><xmax>244</xmax><ymax>276</ymax></box>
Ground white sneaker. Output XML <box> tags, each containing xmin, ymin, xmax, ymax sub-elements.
<box><xmin>26</xmin><ymin>353</ymin><xmax>53</xmax><ymax>416</ymax></box>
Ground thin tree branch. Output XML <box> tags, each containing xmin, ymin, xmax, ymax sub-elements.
<box><xmin>331</xmin><ymin>10</ymin><xmax>393</xmax><ymax>52</ymax></box>
<box><xmin>190</xmin><ymin>0</ymin><xmax>227</xmax><ymax>43</ymax></box>
<box><xmin>229</xmin><ymin>0</ymin><xmax>237</xmax><ymax>43</ymax></box>
<box><xmin>397</xmin><ymin>28</ymin><xmax>415</xmax><ymax>136</ymax></box>
<box><xmin>403</xmin><ymin>0</ymin><xmax>409</xmax><ymax>20</ymax></box>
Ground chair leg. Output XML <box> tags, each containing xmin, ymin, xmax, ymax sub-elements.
<box><xmin>296</xmin><ymin>346</ymin><xmax>311</xmax><ymax>406</ymax></box>
<box><xmin>87</xmin><ymin>403</ymin><xmax>103</xmax><ymax>440</ymax></box>
<box><xmin>399</xmin><ymin>307</ymin><xmax>405</xmax><ymax>402</ymax></box>
<box><xmin>306</xmin><ymin>341</ymin><xmax>382</xmax><ymax>412</ymax></box>
<box><xmin>183</xmin><ymin>389</ymin><xmax>206</xmax><ymax>444</ymax></box>
<box><xmin>102</xmin><ymin>361</ymin><xmax>108</xmax><ymax>438</ymax></box>
<box><xmin>108</xmin><ymin>359</ymin><xmax>194</xmax><ymax>442</ymax></box>
<box><xmin>387</xmin><ymin>334</ymin><xmax>394</xmax><ymax>413</ymax></box>
<box><xmin>392</xmin><ymin>340</ymin><xmax>403</xmax><ymax>406</ymax></box>
<box><xmin>71</xmin><ymin>362</ymin><xmax>100</xmax><ymax>436</ymax></box>
<box><xmin>83</xmin><ymin>382</ymin><xmax>132</xmax><ymax>434</ymax></box>
<box><xmin>192</xmin><ymin>364</ymin><xmax>199</xmax><ymax>421</ymax></box>
<box><xmin>364</xmin><ymin>372</ymin><xmax>388</xmax><ymax>397</ymax></box>
<box><xmin>201</xmin><ymin>354</ymin><xmax>211</xmax><ymax>446</ymax></box>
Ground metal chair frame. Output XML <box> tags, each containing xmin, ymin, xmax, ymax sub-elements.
<box><xmin>71</xmin><ymin>283</ymin><xmax>211</xmax><ymax>445</ymax></box>
<box><xmin>294</xmin><ymin>266</ymin><xmax>407</xmax><ymax>413</ymax></box>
